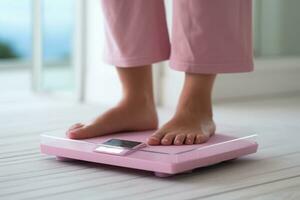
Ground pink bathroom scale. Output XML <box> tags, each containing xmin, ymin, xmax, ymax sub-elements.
<box><xmin>40</xmin><ymin>128</ymin><xmax>258</xmax><ymax>177</ymax></box>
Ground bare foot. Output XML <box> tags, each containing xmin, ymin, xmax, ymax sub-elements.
<box><xmin>147</xmin><ymin>111</ymin><xmax>215</xmax><ymax>145</ymax></box>
<box><xmin>148</xmin><ymin>73</ymin><xmax>216</xmax><ymax>145</ymax></box>
<box><xmin>67</xmin><ymin>97</ymin><xmax>158</xmax><ymax>139</ymax></box>
<box><xmin>67</xmin><ymin>66</ymin><xmax>158</xmax><ymax>139</ymax></box>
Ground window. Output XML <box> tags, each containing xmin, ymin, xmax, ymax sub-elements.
<box><xmin>0</xmin><ymin>0</ymin><xmax>79</xmax><ymax>95</ymax></box>
<box><xmin>41</xmin><ymin>0</ymin><xmax>75</xmax><ymax>91</ymax></box>
<box><xmin>0</xmin><ymin>0</ymin><xmax>32</xmax><ymax>64</ymax></box>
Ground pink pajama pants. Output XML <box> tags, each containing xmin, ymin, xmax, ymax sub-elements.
<box><xmin>100</xmin><ymin>0</ymin><xmax>253</xmax><ymax>74</ymax></box>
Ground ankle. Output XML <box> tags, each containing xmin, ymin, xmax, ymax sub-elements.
<box><xmin>175</xmin><ymin>103</ymin><xmax>213</xmax><ymax>123</ymax></box>
<box><xmin>174</xmin><ymin>73</ymin><xmax>215</xmax><ymax>119</ymax></box>
<box><xmin>120</xmin><ymin>92</ymin><xmax>156</xmax><ymax>109</ymax></box>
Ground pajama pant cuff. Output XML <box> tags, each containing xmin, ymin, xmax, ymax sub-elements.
<box><xmin>170</xmin><ymin>61</ymin><xmax>254</xmax><ymax>74</ymax></box>
<box><xmin>103</xmin><ymin>53</ymin><xmax>170</xmax><ymax>68</ymax></box>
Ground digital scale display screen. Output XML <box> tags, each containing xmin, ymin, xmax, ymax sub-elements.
<box><xmin>103</xmin><ymin>139</ymin><xmax>143</xmax><ymax>149</ymax></box>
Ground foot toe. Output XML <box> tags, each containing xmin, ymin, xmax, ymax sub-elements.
<box><xmin>195</xmin><ymin>133</ymin><xmax>209</xmax><ymax>144</ymax></box>
<box><xmin>67</xmin><ymin>124</ymin><xmax>100</xmax><ymax>139</ymax></box>
<box><xmin>161</xmin><ymin>133</ymin><xmax>176</xmax><ymax>145</ymax></box>
<box><xmin>174</xmin><ymin>134</ymin><xmax>186</xmax><ymax>145</ymax></box>
<box><xmin>67</xmin><ymin>127</ymin><xmax>84</xmax><ymax>139</ymax></box>
<box><xmin>148</xmin><ymin>131</ymin><xmax>166</xmax><ymax>145</ymax></box>
<box><xmin>68</xmin><ymin>123</ymin><xmax>84</xmax><ymax>131</ymax></box>
<box><xmin>185</xmin><ymin>133</ymin><xmax>196</xmax><ymax>145</ymax></box>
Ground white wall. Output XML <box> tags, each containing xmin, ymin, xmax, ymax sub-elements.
<box><xmin>162</xmin><ymin>58</ymin><xmax>300</xmax><ymax>107</ymax></box>
<box><xmin>255</xmin><ymin>0</ymin><xmax>300</xmax><ymax>56</ymax></box>
<box><xmin>85</xmin><ymin>0</ymin><xmax>121</xmax><ymax>106</ymax></box>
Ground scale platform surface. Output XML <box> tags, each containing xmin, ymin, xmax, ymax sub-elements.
<box><xmin>40</xmin><ymin>128</ymin><xmax>258</xmax><ymax>177</ymax></box>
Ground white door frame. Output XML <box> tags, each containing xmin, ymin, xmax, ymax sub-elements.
<box><xmin>74</xmin><ymin>0</ymin><xmax>87</xmax><ymax>102</ymax></box>
<box><xmin>32</xmin><ymin>0</ymin><xmax>43</xmax><ymax>92</ymax></box>
<box><xmin>31</xmin><ymin>0</ymin><xmax>86</xmax><ymax>102</ymax></box>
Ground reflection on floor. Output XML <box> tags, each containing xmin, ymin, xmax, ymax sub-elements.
<box><xmin>0</xmin><ymin>91</ymin><xmax>300</xmax><ymax>200</ymax></box>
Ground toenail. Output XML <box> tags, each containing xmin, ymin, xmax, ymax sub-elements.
<box><xmin>69</xmin><ymin>129</ymin><xmax>78</xmax><ymax>134</ymax></box>
<box><xmin>151</xmin><ymin>137</ymin><xmax>159</xmax><ymax>141</ymax></box>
